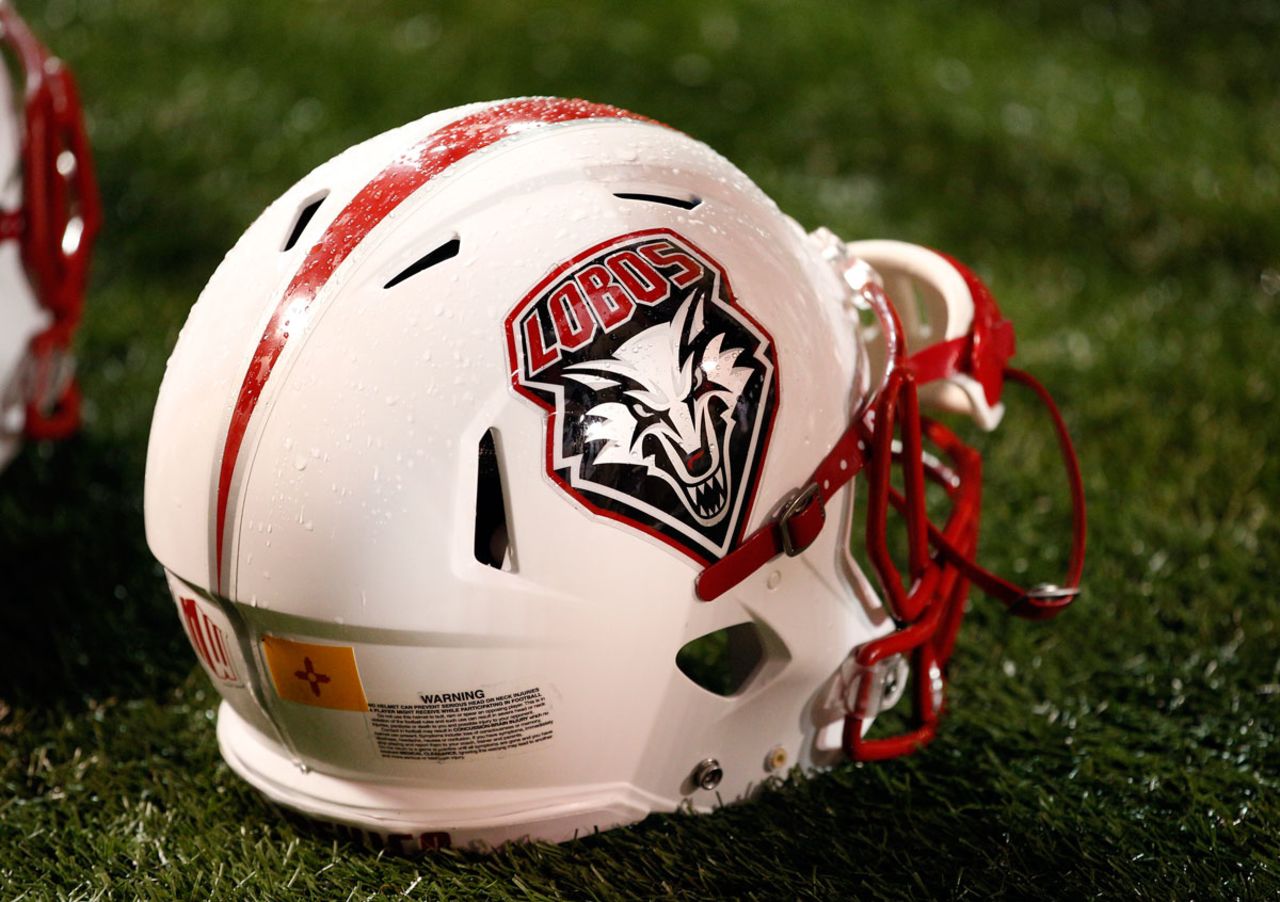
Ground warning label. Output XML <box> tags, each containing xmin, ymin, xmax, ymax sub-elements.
<box><xmin>369</xmin><ymin>687</ymin><xmax>554</xmax><ymax>761</ymax></box>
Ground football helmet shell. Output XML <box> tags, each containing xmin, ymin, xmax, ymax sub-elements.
<box><xmin>144</xmin><ymin>97</ymin><xmax>1084</xmax><ymax>852</ymax></box>
<box><xmin>0</xmin><ymin>2</ymin><xmax>101</xmax><ymax>471</ymax></box>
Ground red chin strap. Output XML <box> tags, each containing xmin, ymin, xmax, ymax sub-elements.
<box><xmin>695</xmin><ymin>253</ymin><xmax>1086</xmax><ymax>762</ymax></box>
<box><xmin>0</xmin><ymin>4</ymin><xmax>102</xmax><ymax>440</ymax></box>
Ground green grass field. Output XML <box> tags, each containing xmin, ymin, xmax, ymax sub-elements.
<box><xmin>2</xmin><ymin>0</ymin><xmax>1278</xmax><ymax>896</ymax></box>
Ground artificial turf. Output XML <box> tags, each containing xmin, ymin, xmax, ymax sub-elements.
<box><xmin>2</xmin><ymin>0</ymin><xmax>1278</xmax><ymax>896</ymax></box>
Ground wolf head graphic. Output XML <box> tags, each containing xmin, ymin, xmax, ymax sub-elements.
<box><xmin>508</xmin><ymin>231</ymin><xmax>778</xmax><ymax>563</ymax></box>
<box><xmin>563</xmin><ymin>289</ymin><xmax>753</xmax><ymax>527</ymax></box>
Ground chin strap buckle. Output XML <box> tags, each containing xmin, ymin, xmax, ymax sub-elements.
<box><xmin>778</xmin><ymin>483</ymin><xmax>824</xmax><ymax>557</ymax></box>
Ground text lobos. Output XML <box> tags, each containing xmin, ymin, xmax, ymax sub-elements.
<box><xmin>520</xmin><ymin>236</ymin><xmax>704</xmax><ymax>375</ymax></box>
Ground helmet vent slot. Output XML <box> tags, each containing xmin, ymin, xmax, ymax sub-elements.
<box><xmin>613</xmin><ymin>192</ymin><xmax>701</xmax><ymax>211</ymax></box>
<box><xmin>676</xmin><ymin>622</ymin><xmax>765</xmax><ymax>697</ymax></box>
<box><xmin>282</xmin><ymin>193</ymin><xmax>327</xmax><ymax>252</ymax></box>
<box><xmin>474</xmin><ymin>428</ymin><xmax>513</xmax><ymax>571</ymax></box>
<box><xmin>384</xmin><ymin>237</ymin><xmax>461</xmax><ymax>289</ymax></box>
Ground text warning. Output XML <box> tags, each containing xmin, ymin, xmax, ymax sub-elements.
<box><xmin>369</xmin><ymin>687</ymin><xmax>554</xmax><ymax>761</ymax></box>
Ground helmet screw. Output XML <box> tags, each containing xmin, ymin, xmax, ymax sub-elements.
<box><xmin>765</xmin><ymin>746</ymin><xmax>787</xmax><ymax>772</ymax></box>
<box><xmin>693</xmin><ymin>758</ymin><xmax>723</xmax><ymax>791</ymax></box>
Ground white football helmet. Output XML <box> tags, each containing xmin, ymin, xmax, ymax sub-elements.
<box><xmin>144</xmin><ymin>98</ymin><xmax>1085</xmax><ymax>852</ymax></box>
<box><xmin>0</xmin><ymin>2</ymin><xmax>100</xmax><ymax>472</ymax></box>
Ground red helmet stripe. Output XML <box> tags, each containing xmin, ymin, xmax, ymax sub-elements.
<box><xmin>213</xmin><ymin>99</ymin><xmax>657</xmax><ymax>593</ymax></box>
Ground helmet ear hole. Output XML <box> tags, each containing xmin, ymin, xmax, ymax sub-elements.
<box><xmin>474</xmin><ymin>428</ymin><xmax>513</xmax><ymax>571</ymax></box>
<box><xmin>675</xmin><ymin>621</ymin><xmax>766</xmax><ymax>697</ymax></box>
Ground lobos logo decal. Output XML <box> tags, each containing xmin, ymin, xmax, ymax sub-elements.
<box><xmin>505</xmin><ymin>229</ymin><xmax>778</xmax><ymax>563</ymax></box>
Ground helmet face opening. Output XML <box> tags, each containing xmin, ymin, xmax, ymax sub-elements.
<box><xmin>145</xmin><ymin>96</ymin><xmax>1084</xmax><ymax>852</ymax></box>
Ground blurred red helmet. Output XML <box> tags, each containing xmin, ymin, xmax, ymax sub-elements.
<box><xmin>0</xmin><ymin>2</ymin><xmax>100</xmax><ymax>471</ymax></box>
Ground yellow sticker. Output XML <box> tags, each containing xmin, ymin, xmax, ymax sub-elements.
<box><xmin>261</xmin><ymin>635</ymin><xmax>369</xmax><ymax>712</ymax></box>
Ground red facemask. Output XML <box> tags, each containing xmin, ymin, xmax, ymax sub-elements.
<box><xmin>697</xmin><ymin>248</ymin><xmax>1086</xmax><ymax>761</ymax></box>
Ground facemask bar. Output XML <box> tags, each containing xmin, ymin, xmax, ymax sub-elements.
<box><xmin>854</xmin><ymin>273</ymin><xmax>934</xmax><ymax>623</ymax></box>
<box><xmin>843</xmin><ymin>411</ymin><xmax>983</xmax><ymax>759</ymax></box>
<box><xmin>843</xmin><ymin>250</ymin><xmax>1085</xmax><ymax>759</ymax></box>
<box><xmin>837</xmin><ymin>267</ymin><xmax>973</xmax><ymax>758</ymax></box>
<box><xmin>0</xmin><ymin>4</ymin><xmax>102</xmax><ymax>439</ymax></box>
